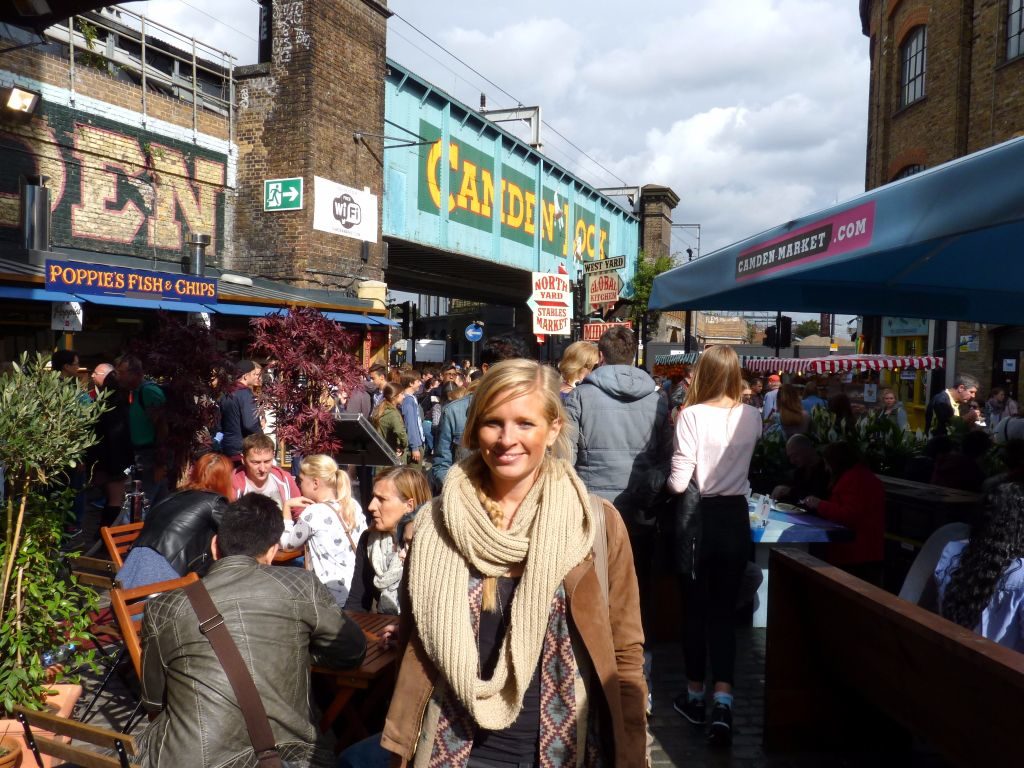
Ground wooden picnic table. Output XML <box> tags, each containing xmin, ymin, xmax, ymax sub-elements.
<box><xmin>314</xmin><ymin>611</ymin><xmax>397</xmax><ymax>735</ymax></box>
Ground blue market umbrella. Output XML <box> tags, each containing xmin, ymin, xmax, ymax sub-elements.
<box><xmin>649</xmin><ymin>136</ymin><xmax>1024</xmax><ymax>325</ymax></box>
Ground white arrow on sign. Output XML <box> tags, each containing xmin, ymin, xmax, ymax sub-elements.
<box><xmin>285</xmin><ymin>187</ymin><xmax>299</xmax><ymax>202</ymax></box>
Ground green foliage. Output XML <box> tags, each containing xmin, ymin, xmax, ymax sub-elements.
<box><xmin>0</xmin><ymin>490</ymin><xmax>98</xmax><ymax>714</ymax></box>
<box><xmin>749</xmin><ymin>429</ymin><xmax>787</xmax><ymax>495</ymax></box>
<box><xmin>628</xmin><ymin>252</ymin><xmax>674</xmax><ymax>326</ymax></box>
<box><xmin>795</xmin><ymin>319</ymin><xmax>820</xmax><ymax>338</ymax></box>
<box><xmin>0</xmin><ymin>353</ymin><xmax>105</xmax><ymax>714</ymax></box>
<box><xmin>74</xmin><ymin>19</ymin><xmax>109</xmax><ymax>72</ymax></box>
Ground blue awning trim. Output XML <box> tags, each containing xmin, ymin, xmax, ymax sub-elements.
<box><xmin>204</xmin><ymin>303</ymin><xmax>283</xmax><ymax>317</ymax></box>
<box><xmin>0</xmin><ymin>286</ymin><xmax>81</xmax><ymax>302</ymax></box>
<box><xmin>157</xmin><ymin>300</ymin><xmax>211</xmax><ymax>313</ymax></box>
<box><xmin>325</xmin><ymin>311</ymin><xmax>380</xmax><ymax>324</ymax></box>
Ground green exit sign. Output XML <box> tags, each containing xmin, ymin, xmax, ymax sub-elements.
<box><xmin>264</xmin><ymin>177</ymin><xmax>303</xmax><ymax>211</ymax></box>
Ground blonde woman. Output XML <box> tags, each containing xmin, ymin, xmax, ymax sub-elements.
<box><xmin>278</xmin><ymin>454</ymin><xmax>366</xmax><ymax>607</ymax></box>
<box><xmin>558</xmin><ymin>340</ymin><xmax>599</xmax><ymax>398</ymax></box>
<box><xmin>381</xmin><ymin>359</ymin><xmax>647</xmax><ymax>766</ymax></box>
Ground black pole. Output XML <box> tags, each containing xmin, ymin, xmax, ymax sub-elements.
<box><xmin>774</xmin><ymin>310</ymin><xmax>782</xmax><ymax>357</ymax></box>
<box><xmin>684</xmin><ymin>310</ymin><xmax>692</xmax><ymax>353</ymax></box>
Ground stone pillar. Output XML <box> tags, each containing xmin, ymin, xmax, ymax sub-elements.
<box><xmin>232</xmin><ymin>0</ymin><xmax>390</xmax><ymax>287</ymax></box>
<box><xmin>638</xmin><ymin>184</ymin><xmax>680</xmax><ymax>261</ymax></box>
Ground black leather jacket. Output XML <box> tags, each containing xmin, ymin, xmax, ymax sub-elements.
<box><xmin>133</xmin><ymin>490</ymin><xmax>227</xmax><ymax>576</ymax></box>
<box><xmin>139</xmin><ymin>557</ymin><xmax>366</xmax><ymax>768</ymax></box>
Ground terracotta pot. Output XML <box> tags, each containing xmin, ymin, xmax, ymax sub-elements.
<box><xmin>0</xmin><ymin>737</ymin><xmax>21</xmax><ymax>768</ymax></box>
<box><xmin>0</xmin><ymin>684</ymin><xmax>82</xmax><ymax>768</ymax></box>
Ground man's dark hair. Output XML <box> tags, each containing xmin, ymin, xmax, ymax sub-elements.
<box><xmin>598</xmin><ymin>326</ymin><xmax>636</xmax><ymax>365</ymax></box>
<box><xmin>51</xmin><ymin>349</ymin><xmax>77</xmax><ymax>371</ymax></box>
<box><xmin>480</xmin><ymin>335</ymin><xmax>529</xmax><ymax>366</ymax></box>
<box><xmin>368</xmin><ymin>364</ymin><xmax>387</xmax><ymax>377</ymax></box>
<box><xmin>115</xmin><ymin>353</ymin><xmax>144</xmax><ymax>373</ymax></box>
<box><xmin>217</xmin><ymin>493</ymin><xmax>285</xmax><ymax>557</ymax></box>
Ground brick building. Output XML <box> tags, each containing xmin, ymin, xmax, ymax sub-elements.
<box><xmin>860</xmin><ymin>0</ymin><xmax>1024</xmax><ymax>400</ymax></box>
<box><xmin>234</xmin><ymin>0</ymin><xmax>390</xmax><ymax>289</ymax></box>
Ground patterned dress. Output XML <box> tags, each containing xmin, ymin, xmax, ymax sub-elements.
<box><xmin>280</xmin><ymin>499</ymin><xmax>367</xmax><ymax>607</ymax></box>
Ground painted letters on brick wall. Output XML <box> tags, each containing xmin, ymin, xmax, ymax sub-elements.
<box><xmin>0</xmin><ymin>101</ymin><xmax>227</xmax><ymax>257</ymax></box>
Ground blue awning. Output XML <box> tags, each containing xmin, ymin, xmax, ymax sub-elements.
<box><xmin>205</xmin><ymin>303</ymin><xmax>283</xmax><ymax>317</ymax></box>
<box><xmin>649</xmin><ymin>135</ymin><xmax>1024</xmax><ymax>325</ymax></box>
<box><xmin>73</xmin><ymin>294</ymin><xmax>209</xmax><ymax>313</ymax></box>
<box><xmin>0</xmin><ymin>286</ymin><xmax>81</xmax><ymax>303</ymax></box>
<box><xmin>325</xmin><ymin>311</ymin><xmax>396</xmax><ymax>326</ymax></box>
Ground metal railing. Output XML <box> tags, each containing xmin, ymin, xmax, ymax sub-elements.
<box><xmin>38</xmin><ymin>8</ymin><xmax>235</xmax><ymax>138</ymax></box>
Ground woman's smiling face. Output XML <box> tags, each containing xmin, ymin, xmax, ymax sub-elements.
<box><xmin>476</xmin><ymin>390</ymin><xmax>561</xmax><ymax>499</ymax></box>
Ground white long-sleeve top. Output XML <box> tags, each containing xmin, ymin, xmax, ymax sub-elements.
<box><xmin>279</xmin><ymin>499</ymin><xmax>367</xmax><ymax>607</ymax></box>
<box><xmin>668</xmin><ymin>402</ymin><xmax>762</xmax><ymax>497</ymax></box>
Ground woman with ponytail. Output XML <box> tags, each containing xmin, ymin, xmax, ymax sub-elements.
<box><xmin>934</xmin><ymin>483</ymin><xmax>1024</xmax><ymax>652</ymax></box>
<box><xmin>380</xmin><ymin>358</ymin><xmax>647</xmax><ymax>767</ymax></box>
<box><xmin>278</xmin><ymin>454</ymin><xmax>366</xmax><ymax>606</ymax></box>
<box><xmin>372</xmin><ymin>382</ymin><xmax>409</xmax><ymax>462</ymax></box>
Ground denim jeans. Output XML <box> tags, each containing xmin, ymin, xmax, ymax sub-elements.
<box><xmin>336</xmin><ymin>733</ymin><xmax>390</xmax><ymax>768</ymax></box>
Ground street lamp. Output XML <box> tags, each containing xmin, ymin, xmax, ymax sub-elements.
<box><xmin>3</xmin><ymin>86</ymin><xmax>40</xmax><ymax>115</ymax></box>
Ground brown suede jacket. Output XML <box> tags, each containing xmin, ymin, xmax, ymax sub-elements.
<box><xmin>380</xmin><ymin>498</ymin><xmax>647</xmax><ymax>766</ymax></box>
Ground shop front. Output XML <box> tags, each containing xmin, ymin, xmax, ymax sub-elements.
<box><xmin>880</xmin><ymin>317</ymin><xmax>930</xmax><ymax>431</ymax></box>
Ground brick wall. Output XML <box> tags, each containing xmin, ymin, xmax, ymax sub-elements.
<box><xmin>232</xmin><ymin>0</ymin><xmax>389</xmax><ymax>287</ymax></box>
<box><xmin>861</xmin><ymin>0</ymin><xmax>1024</xmax><ymax>394</ymax></box>
<box><xmin>638</xmin><ymin>184</ymin><xmax>679</xmax><ymax>261</ymax></box>
<box><xmin>0</xmin><ymin>45</ymin><xmax>232</xmax><ymax>264</ymax></box>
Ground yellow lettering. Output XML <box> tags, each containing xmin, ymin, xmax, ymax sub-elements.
<box><xmin>149</xmin><ymin>146</ymin><xmax>225</xmax><ymax>252</ymax></box>
<box><xmin>542</xmin><ymin>199</ymin><xmax>555</xmax><ymax>242</ymax></box>
<box><xmin>48</xmin><ymin>264</ymin><xmax>62</xmax><ymax>283</ymax></box>
<box><xmin>523</xmin><ymin>190</ymin><xmax>535</xmax><ymax>235</ymax></box>
<box><xmin>506</xmin><ymin>183</ymin><xmax>524</xmax><ymax>228</ymax></box>
<box><xmin>480</xmin><ymin>169</ymin><xmax>494</xmax><ymax>218</ymax></box>
<box><xmin>426</xmin><ymin>140</ymin><xmax>443</xmax><ymax>210</ymax></box>
<box><xmin>114</xmin><ymin>273</ymin><xmax>125</xmax><ymax>289</ymax></box>
<box><xmin>586</xmin><ymin>224</ymin><xmax>596</xmax><ymax>257</ymax></box>
<box><xmin>457</xmin><ymin>159</ymin><xmax>481</xmax><ymax>214</ymax></box>
<box><xmin>599</xmin><ymin>229</ymin><xmax>608</xmax><ymax>258</ymax></box>
<box><xmin>71</xmin><ymin>124</ymin><xmax>146</xmax><ymax>243</ymax></box>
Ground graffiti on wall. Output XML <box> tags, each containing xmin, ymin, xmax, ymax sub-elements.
<box><xmin>0</xmin><ymin>100</ymin><xmax>228</xmax><ymax>257</ymax></box>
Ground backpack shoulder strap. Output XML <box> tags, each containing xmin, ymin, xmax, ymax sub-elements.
<box><xmin>589</xmin><ymin>493</ymin><xmax>609</xmax><ymax>604</ymax></box>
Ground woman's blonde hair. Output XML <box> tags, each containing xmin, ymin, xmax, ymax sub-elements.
<box><xmin>558</xmin><ymin>341</ymin><xmax>599</xmax><ymax>385</ymax></box>
<box><xmin>299</xmin><ymin>454</ymin><xmax>357</xmax><ymax>528</ymax></box>
<box><xmin>461</xmin><ymin>359</ymin><xmax>567</xmax><ymax>610</ymax></box>
<box><xmin>683</xmin><ymin>345</ymin><xmax>743</xmax><ymax>407</ymax></box>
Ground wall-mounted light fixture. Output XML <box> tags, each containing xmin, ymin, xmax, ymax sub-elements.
<box><xmin>3</xmin><ymin>86</ymin><xmax>41</xmax><ymax>115</ymax></box>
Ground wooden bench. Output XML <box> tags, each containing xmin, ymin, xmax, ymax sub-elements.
<box><xmin>13</xmin><ymin>704</ymin><xmax>137</xmax><ymax>768</ymax></box>
<box><xmin>765</xmin><ymin>547</ymin><xmax>1024</xmax><ymax>767</ymax></box>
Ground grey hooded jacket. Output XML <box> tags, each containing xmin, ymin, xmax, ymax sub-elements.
<box><xmin>564</xmin><ymin>364</ymin><xmax>672</xmax><ymax>528</ymax></box>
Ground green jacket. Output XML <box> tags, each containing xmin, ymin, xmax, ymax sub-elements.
<box><xmin>375</xmin><ymin>406</ymin><xmax>409</xmax><ymax>460</ymax></box>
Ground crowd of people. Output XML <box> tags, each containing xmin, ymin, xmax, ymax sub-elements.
<box><xmin>27</xmin><ymin>330</ymin><xmax>1024</xmax><ymax>766</ymax></box>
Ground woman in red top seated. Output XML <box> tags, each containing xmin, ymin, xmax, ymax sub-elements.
<box><xmin>802</xmin><ymin>441</ymin><xmax>886</xmax><ymax>584</ymax></box>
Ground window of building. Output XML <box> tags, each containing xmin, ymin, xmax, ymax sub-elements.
<box><xmin>1009</xmin><ymin>0</ymin><xmax>1024</xmax><ymax>61</ymax></box>
<box><xmin>900</xmin><ymin>26</ymin><xmax>927</xmax><ymax>107</ymax></box>
<box><xmin>893</xmin><ymin>164</ymin><xmax>925</xmax><ymax>180</ymax></box>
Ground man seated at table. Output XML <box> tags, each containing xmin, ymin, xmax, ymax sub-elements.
<box><xmin>801</xmin><ymin>442</ymin><xmax>886</xmax><ymax>585</ymax></box>
<box><xmin>138</xmin><ymin>493</ymin><xmax>366</xmax><ymax>768</ymax></box>
<box><xmin>771</xmin><ymin>434</ymin><xmax>830</xmax><ymax>506</ymax></box>
<box><xmin>231</xmin><ymin>433</ymin><xmax>306</xmax><ymax>518</ymax></box>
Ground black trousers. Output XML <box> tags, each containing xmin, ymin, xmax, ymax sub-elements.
<box><xmin>678</xmin><ymin>496</ymin><xmax>749</xmax><ymax>687</ymax></box>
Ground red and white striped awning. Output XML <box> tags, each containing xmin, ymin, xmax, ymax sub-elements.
<box><xmin>741</xmin><ymin>354</ymin><xmax>944</xmax><ymax>374</ymax></box>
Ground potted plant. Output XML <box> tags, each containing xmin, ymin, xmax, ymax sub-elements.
<box><xmin>0</xmin><ymin>736</ymin><xmax>21</xmax><ymax>768</ymax></box>
<box><xmin>0</xmin><ymin>353</ymin><xmax>104</xmax><ymax>722</ymax></box>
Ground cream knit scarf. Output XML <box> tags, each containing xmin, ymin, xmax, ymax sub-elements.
<box><xmin>407</xmin><ymin>455</ymin><xmax>596</xmax><ymax>731</ymax></box>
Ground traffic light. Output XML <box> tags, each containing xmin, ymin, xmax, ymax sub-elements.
<box><xmin>780</xmin><ymin>315</ymin><xmax>792</xmax><ymax>348</ymax></box>
<box><xmin>764</xmin><ymin>326</ymin><xmax>777</xmax><ymax>347</ymax></box>
<box><xmin>398</xmin><ymin>301</ymin><xmax>413</xmax><ymax>339</ymax></box>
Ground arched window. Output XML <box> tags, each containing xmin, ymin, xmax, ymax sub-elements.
<box><xmin>893</xmin><ymin>164</ymin><xmax>925</xmax><ymax>180</ymax></box>
<box><xmin>1009</xmin><ymin>0</ymin><xmax>1024</xmax><ymax>60</ymax></box>
<box><xmin>900</xmin><ymin>26</ymin><xmax>927</xmax><ymax>107</ymax></box>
